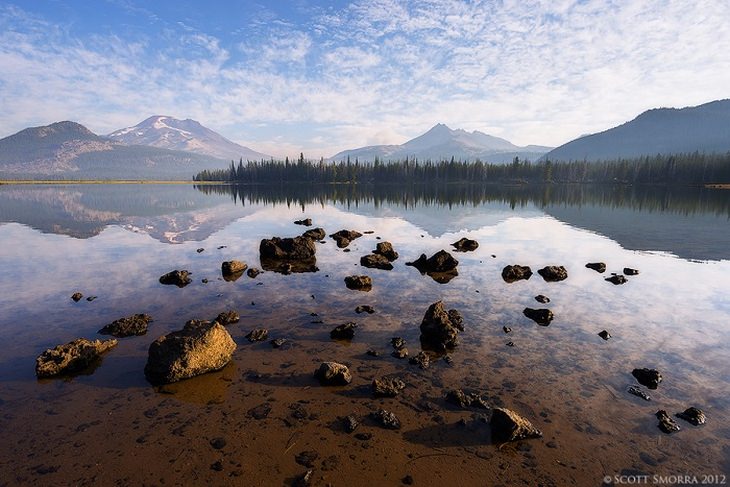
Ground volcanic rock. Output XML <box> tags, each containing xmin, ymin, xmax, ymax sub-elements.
<box><xmin>360</xmin><ymin>254</ymin><xmax>393</xmax><ymax>270</ymax></box>
<box><xmin>99</xmin><ymin>313</ymin><xmax>152</xmax><ymax>337</ymax></box>
<box><xmin>314</xmin><ymin>362</ymin><xmax>352</xmax><ymax>386</ymax></box>
<box><xmin>656</xmin><ymin>410</ymin><xmax>680</xmax><ymax>434</ymax></box>
<box><xmin>675</xmin><ymin>407</ymin><xmax>706</xmax><ymax>426</ymax></box>
<box><xmin>373</xmin><ymin>241</ymin><xmax>399</xmax><ymax>261</ymax></box>
<box><xmin>260</xmin><ymin>236</ymin><xmax>316</xmax><ymax>260</ymax></box>
<box><xmin>406</xmin><ymin>250</ymin><xmax>458</xmax><ymax>273</ymax></box>
<box><xmin>420</xmin><ymin>301</ymin><xmax>463</xmax><ymax>350</ymax></box>
<box><xmin>409</xmin><ymin>351</ymin><xmax>430</xmax><ymax>369</ymax></box>
<box><xmin>330</xmin><ymin>229</ymin><xmax>363</xmax><ymax>248</ymax></box>
<box><xmin>36</xmin><ymin>338</ymin><xmax>118</xmax><ymax>378</ymax></box>
<box><xmin>490</xmin><ymin>407</ymin><xmax>543</xmax><ymax>442</ymax></box>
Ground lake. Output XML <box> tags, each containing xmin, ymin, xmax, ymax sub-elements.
<box><xmin>0</xmin><ymin>183</ymin><xmax>728</xmax><ymax>486</ymax></box>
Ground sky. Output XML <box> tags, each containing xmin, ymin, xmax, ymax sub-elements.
<box><xmin>1</xmin><ymin>0</ymin><xmax>730</xmax><ymax>159</ymax></box>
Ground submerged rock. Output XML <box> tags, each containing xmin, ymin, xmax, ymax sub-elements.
<box><xmin>246</xmin><ymin>328</ymin><xmax>269</xmax><ymax>342</ymax></box>
<box><xmin>628</xmin><ymin>386</ymin><xmax>651</xmax><ymax>401</ymax></box>
<box><xmin>372</xmin><ymin>377</ymin><xmax>406</xmax><ymax>397</ymax></box>
<box><xmin>71</xmin><ymin>292</ymin><xmax>83</xmax><ymax>302</ymax></box>
<box><xmin>675</xmin><ymin>407</ymin><xmax>706</xmax><ymax>426</ymax></box>
<box><xmin>656</xmin><ymin>410</ymin><xmax>681</xmax><ymax>434</ymax></box>
<box><xmin>623</xmin><ymin>267</ymin><xmax>640</xmax><ymax>276</ymax></box>
<box><xmin>490</xmin><ymin>407</ymin><xmax>543</xmax><ymax>442</ymax></box>
<box><xmin>215</xmin><ymin>310</ymin><xmax>240</xmax><ymax>326</ymax></box>
<box><xmin>586</xmin><ymin>262</ymin><xmax>606</xmax><ymax>273</ymax></box>
<box><xmin>598</xmin><ymin>330</ymin><xmax>611</xmax><ymax>340</ymax></box>
<box><xmin>373</xmin><ymin>241</ymin><xmax>399</xmax><ymax>261</ymax></box>
<box><xmin>36</xmin><ymin>338</ymin><xmax>118</xmax><ymax>378</ymax></box>
<box><xmin>314</xmin><ymin>362</ymin><xmax>352</xmax><ymax>386</ymax></box>
<box><xmin>159</xmin><ymin>269</ymin><xmax>192</xmax><ymax>287</ymax></box>
<box><xmin>294</xmin><ymin>218</ymin><xmax>312</xmax><ymax>226</ymax></box>
<box><xmin>523</xmin><ymin>308</ymin><xmax>554</xmax><ymax>326</ymax></box>
<box><xmin>99</xmin><ymin>313</ymin><xmax>152</xmax><ymax>337</ymax></box>
<box><xmin>409</xmin><ymin>351</ymin><xmax>430</xmax><ymax>369</ymax></box>
<box><xmin>360</xmin><ymin>253</ymin><xmax>393</xmax><ymax>270</ymax></box>
<box><xmin>537</xmin><ymin>265</ymin><xmax>568</xmax><ymax>282</ymax></box>
<box><xmin>632</xmin><ymin>368</ymin><xmax>662</xmax><ymax>389</ymax></box>
<box><xmin>345</xmin><ymin>275</ymin><xmax>372</xmax><ymax>291</ymax></box>
<box><xmin>369</xmin><ymin>409</ymin><xmax>401</xmax><ymax>429</ymax></box>
<box><xmin>330</xmin><ymin>322</ymin><xmax>357</xmax><ymax>340</ymax></box>
<box><xmin>144</xmin><ymin>321</ymin><xmax>236</xmax><ymax>385</ymax></box>
<box><xmin>446</xmin><ymin>389</ymin><xmax>489</xmax><ymax>410</ymax></box>
<box><xmin>330</xmin><ymin>229</ymin><xmax>363</xmax><ymax>248</ymax></box>
<box><xmin>606</xmin><ymin>274</ymin><xmax>628</xmax><ymax>285</ymax></box>
<box><xmin>501</xmin><ymin>265</ymin><xmax>532</xmax><ymax>283</ymax></box>
<box><xmin>451</xmin><ymin>237</ymin><xmax>479</xmax><ymax>252</ymax></box>
<box><xmin>301</xmin><ymin>227</ymin><xmax>326</xmax><ymax>241</ymax></box>
<box><xmin>406</xmin><ymin>250</ymin><xmax>459</xmax><ymax>273</ymax></box>
<box><xmin>355</xmin><ymin>305</ymin><xmax>375</xmax><ymax>314</ymax></box>
<box><xmin>420</xmin><ymin>301</ymin><xmax>463</xmax><ymax>350</ymax></box>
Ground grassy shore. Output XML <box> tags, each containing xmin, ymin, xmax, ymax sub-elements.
<box><xmin>0</xmin><ymin>179</ymin><xmax>227</xmax><ymax>185</ymax></box>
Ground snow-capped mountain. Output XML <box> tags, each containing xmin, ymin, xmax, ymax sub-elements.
<box><xmin>108</xmin><ymin>115</ymin><xmax>271</xmax><ymax>161</ymax></box>
<box><xmin>330</xmin><ymin>123</ymin><xmax>552</xmax><ymax>163</ymax></box>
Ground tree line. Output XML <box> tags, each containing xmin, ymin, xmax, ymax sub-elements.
<box><xmin>193</xmin><ymin>151</ymin><xmax>730</xmax><ymax>185</ymax></box>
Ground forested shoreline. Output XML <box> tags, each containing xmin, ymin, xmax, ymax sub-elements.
<box><xmin>193</xmin><ymin>152</ymin><xmax>730</xmax><ymax>185</ymax></box>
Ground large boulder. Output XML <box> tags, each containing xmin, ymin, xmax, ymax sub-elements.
<box><xmin>36</xmin><ymin>338</ymin><xmax>118</xmax><ymax>378</ymax></box>
<box><xmin>451</xmin><ymin>237</ymin><xmax>479</xmax><ymax>252</ymax></box>
<box><xmin>501</xmin><ymin>265</ymin><xmax>532</xmax><ymax>283</ymax></box>
<box><xmin>98</xmin><ymin>313</ymin><xmax>152</xmax><ymax>337</ymax></box>
<box><xmin>144</xmin><ymin>321</ymin><xmax>236</xmax><ymax>385</ymax></box>
<box><xmin>360</xmin><ymin>253</ymin><xmax>393</xmax><ymax>270</ymax></box>
<box><xmin>537</xmin><ymin>265</ymin><xmax>568</xmax><ymax>282</ymax></box>
<box><xmin>420</xmin><ymin>301</ymin><xmax>463</xmax><ymax>350</ymax></box>
<box><xmin>314</xmin><ymin>362</ymin><xmax>352</xmax><ymax>385</ymax></box>
<box><xmin>490</xmin><ymin>407</ymin><xmax>543</xmax><ymax>442</ymax></box>
<box><xmin>260</xmin><ymin>235</ymin><xmax>318</xmax><ymax>273</ymax></box>
<box><xmin>373</xmin><ymin>242</ymin><xmax>399</xmax><ymax>261</ymax></box>
<box><xmin>330</xmin><ymin>229</ymin><xmax>362</xmax><ymax>248</ymax></box>
<box><xmin>159</xmin><ymin>270</ymin><xmax>192</xmax><ymax>287</ymax></box>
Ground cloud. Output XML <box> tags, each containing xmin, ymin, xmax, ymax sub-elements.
<box><xmin>1</xmin><ymin>0</ymin><xmax>730</xmax><ymax>156</ymax></box>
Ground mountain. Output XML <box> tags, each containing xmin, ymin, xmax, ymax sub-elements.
<box><xmin>0</xmin><ymin>121</ymin><xmax>230</xmax><ymax>180</ymax></box>
<box><xmin>108</xmin><ymin>115</ymin><xmax>271</xmax><ymax>161</ymax></box>
<box><xmin>545</xmin><ymin>99</ymin><xmax>730</xmax><ymax>162</ymax></box>
<box><xmin>330</xmin><ymin>123</ymin><xmax>552</xmax><ymax>163</ymax></box>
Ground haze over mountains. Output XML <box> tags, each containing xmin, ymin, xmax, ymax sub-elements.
<box><xmin>330</xmin><ymin>123</ymin><xmax>552</xmax><ymax>163</ymax></box>
<box><xmin>545</xmin><ymin>99</ymin><xmax>730</xmax><ymax>161</ymax></box>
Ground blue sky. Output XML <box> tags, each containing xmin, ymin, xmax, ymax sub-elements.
<box><xmin>1</xmin><ymin>0</ymin><xmax>729</xmax><ymax>158</ymax></box>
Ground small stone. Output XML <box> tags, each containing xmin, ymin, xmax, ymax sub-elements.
<box><xmin>656</xmin><ymin>410</ymin><xmax>680</xmax><ymax>434</ymax></box>
<box><xmin>209</xmin><ymin>437</ymin><xmax>226</xmax><ymax>450</ymax></box>
<box><xmin>372</xmin><ymin>377</ymin><xmax>406</xmax><ymax>397</ymax></box>
<box><xmin>402</xmin><ymin>474</ymin><xmax>414</xmax><ymax>485</ymax></box>
<box><xmin>675</xmin><ymin>407</ymin><xmax>706</xmax><ymax>426</ymax></box>
<box><xmin>503</xmin><ymin>326</ymin><xmax>512</xmax><ymax>334</ymax></box>
<box><xmin>537</xmin><ymin>265</ymin><xmax>568</xmax><ymax>282</ymax></box>
<box><xmin>355</xmin><ymin>305</ymin><xmax>375</xmax><ymax>314</ymax></box>
<box><xmin>392</xmin><ymin>348</ymin><xmax>409</xmax><ymax>359</ymax></box>
<box><xmin>293</xmin><ymin>469</ymin><xmax>313</xmax><ymax>487</ymax></box>
<box><xmin>86</xmin><ymin>296</ymin><xmax>97</xmax><ymax>302</ymax></box>
<box><xmin>294</xmin><ymin>218</ymin><xmax>313</xmax><ymax>226</ymax></box>
<box><xmin>501</xmin><ymin>265</ymin><xmax>532</xmax><ymax>283</ymax></box>
<box><xmin>598</xmin><ymin>330</ymin><xmax>611</xmax><ymax>340</ymax></box>
<box><xmin>360</xmin><ymin>253</ymin><xmax>393</xmax><ymax>270</ymax></box>
<box><xmin>632</xmin><ymin>368</ymin><xmax>662</xmax><ymax>389</ymax></box>
<box><xmin>246</xmin><ymin>268</ymin><xmax>261</xmax><ymax>278</ymax></box>
<box><xmin>330</xmin><ymin>322</ymin><xmax>357</xmax><ymax>340</ymax></box>
<box><xmin>355</xmin><ymin>432</ymin><xmax>372</xmax><ymax>441</ymax></box>
<box><xmin>606</xmin><ymin>274</ymin><xmax>628</xmax><ymax>285</ymax></box>
<box><xmin>390</xmin><ymin>337</ymin><xmax>406</xmax><ymax>350</ymax></box>
<box><xmin>451</xmin><ymin>237</ymin><xmax>479</xmax><ymax>252</ymax></box>
<box><xmin>366</xmin><ymin>349</ymin><xmax>380</xmax><ymax>357</ymax></box>
<box><xmin>314</xmin><ymin>362</ymin><xmax>352</xmax><ymax>386</ymax></box>
<box><xmin>344</xmin><ymin>275</ymin><xmax>372</xmax><ymax>291</ymax></box>
<box><xmin>490</xmin><ymin>407</ymin><xmax>542</xmax><ymax>442</ymax></box>
<box><xmin>202</xmin><ymin>278</ymin><xmax>209</xmax><ymax>284</ymax></box>
<box><xmin>71</xmin><ymin>292</ymin><xmax>83</xmax><ymax>302</ymax></box>
<box><xmin>196</xmin><ymin>248</ymin><xmax>204</xmax><ymax>253</ymax></box>
<box><xmin>586</xmin><ymin>262</ymin><xmax>606</xmax><ymax>273</ymax></box>
<box><xmin>295</xmin><ymin>450</ymin><xmax>319</xmax><ymax>468</ymax></box>
<box><xmin>446</xmin><ymin>389</ymin><xmax>489</xmax><ymax>410</ymax></box>
<box><xmin>99</xmin><ymin>313</ymin><xmax>152</xmax><ymax>337</ymax></box>
<box><xmin>623</xmin><ymin>267</ymin><xmax>640</xmax><ymax>276</ymax></box>
<box><xmin>210</xmin><ymin>460</ymin><xmax>223</xmax><ymax>471</ymax></box>
<box><xmin>270</xmin><ymin>338</ymin><xmax>286</xmax><ymax>348</ymax></box>
<box><xmin>370</xmin><ymin>409</ymin><xmax>401</xmax><ymax>429</ymax></box>
<box><xmin>409</xmin><ymin>351</ymin><xmax>430</xmax><ymax>369</ymax></box>
<box><xmin>506</xmin><ymin>341</ymin><xmax>514</xmax><ymax>347</ymax></box>
<box><xmin>534</xmin><ymin>295</ymin><xmax>550</xmax><ymax>304</ymax></box>
<box><xmin>628</xmin><ymin>386</ymin><xmax>651</xmax><ymax>401</ymax></box>
<box><xmin>159</xmin><ymin>270</ymin><xmax>192</xmax><ymax>287</ymax></box>
<box><xmin>221</xmin><ymin>260</ymin><xmax>247</xmax><ymax>276</ymax></box>
<box><xmin>342</xmin><ymin>415</ymin><xmax>359</xmax><ymax>433</ymax></box>
<box><xmin>215</xmin><ymin>310</ymin><xmax>240</xmax><ymax>326</ymax></box>
<box><xmin>523</xmin><ymin>308</ymin><xmax>554</xmax><ymax>326</ymax></box>
<box><xmin>247</xmin><ymin>403</ymin><xmax>272</xmax><ymax>420</ymax></box>
<box><xmin>245</xmin><ymin>328</ymin><xmax>269</xmax><ymax>342</ymax></box>
<box><xmin>373</xmin><ymin>242</ymin><xmax>399</xmax><ymax>261</ymax></box>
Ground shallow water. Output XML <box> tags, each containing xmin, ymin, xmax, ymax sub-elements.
<box><xmin>0</xmin><ymin>183</ymin><xmax>728</xmax><ymax>486</ymax></box>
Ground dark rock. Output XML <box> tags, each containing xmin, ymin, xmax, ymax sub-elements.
<box><xmin>217</xmin><ymin>245</ymin><xmax>227</xmax><ymax>249</ymax></box>
<box><xmin>35</xmin><ymin>338</ymin><xmax>118</xmax><ymax>378</ymax></box>
<box><xmin>86</xmin><ymin>296</ymin><xmax>97</xmax><ymax>302</ymax></box>
<box><xmin>247</xmin><ymin>403</ymin><xmax>272</xmax><ymax>420</ymax></box>
<box><xmin>506</xmin><ymin>341</ymin><xmax>515</xmax><ymax>347</ymax></box>
<box><xmin>490</xmin><ymin>407</ymin><xmax>543</xmax><ymax>442</ymax></box>
<box><xmin>537</xmin><ymin>265</ymin><xmax>568</xmax><ymax>282</ymax></box>
<box><xmin>420</xmin><ymin>301</ymin><xmax>463</xmax><ymax>350</ymax></box>
<box><xmin>503</xmin><ymin>326</ymin><xmax>512</xmax><ymax>334</ymax></box>
<box><xmin>210</xmin><ymin>461</ymin><xmax>223</xmax><ymax>471</ymax></box>
<box><xmin>144</xmin><ymin>321</ymin><xmax>236</xmax><ymax>385</ymax></box>
<box><xmin>370</xmin><ymin>409</ymin><xmax>401</xmax><ymax>429</ymax></box>
<box><xmin>392</xmin><ymin>348</ymin><xmax>409</xmax><ymax>359</ymax></box>
<box><xmin>451</xmin><ymin>237</ymin><xmax>479</xmax><ymax>252</ymax></box>
<box><xmin>628</xmin><ymin>386</ymin><xmax>651</xmax><ymax>401</ymax></box>
<box><xmin>210</xmin><ymin>437</ymin><xmax>226</xmax><ymax>449</ymax></box>
<box><xmin>314</xmin><ymin>362</ymin><xmax>352</xmax><ymax>385</ymax></box>
<box><xmin>624</xmin><ymin>267</ymin><xmax>640</xmax><ymax>276</ymax></box>
<box><xmin>446</xmin><ymin>389</ymin><xmax>489</xmax><ymax>410</ymax></box>
<box><xmin>344</xmin><ymin>275</ymin><xmax>372</xmax><ymax>291</ymax></box>
<box><xmin>675</xmin><ymin>407</ymin><xmax>706</xmax><ymax>426</ymax></box>
<box><xmin>270</xmin><ymin>338</ymin><xmax>287</xmax><ymax>348</ymax></box>
<box><xmin>409</xmin><ymin>351</ymin><xmax>430</xmax><ymax>369</ymax></box>
<box><xmin>343</xmin><ymin>248</ymin><xmax>351</xmax><ymax>253</ymax></box>
<box><xmin>598</xmin><ymin>330</ymin><xmax>611</xmax><ymax>340</ymax></box>
<box><xmin>159</xmin><ymin>270</ymin><xmax>192</xmax><ymax>287</ymax></box>
<box><xmin>372</xmin><ymin>377</ymin><xmax>406</xmax><ymax>397</ymax></box>
<box><xmin>260</xmin><ymin>236</ymin><xmax>316</xmax><ymax>260</ymax></box>
<box><xmin>534</xmin><ymin>294</ymin><xmax>550</xmax><ymax>304</ymax></box>
<box><xmin>373</xmin><ymin>241</ymin><xmax>399</xmax><ymax>261</ymax></box>
<box><xmin>656</xmin><ymin>410</ymin><xmax>680</xmax><ymax>434</ymax></box>
<box><xmin>295</xmin><ymin>450</ymin><xmax>319</xmax><ymax>467</ymax></box>
<box><xmin>355</xmin><ymin>432</ymin><xmax>372</xmax><ymax>441</ymax></box>
<box><xmin>606</xmin><ymin>274</ymin><xmax>628</xmax><ymax>285</ymax></box>
<box><xmin>293</xmin><ymin>469</ymin><xmax>314</xmax><ymax>487</ymax></box>
<box><xmin>402</xmin><ymin>474</ymin><xmax>414</xmax><ymax>485</ymax></box>
<box><xmin>330</xmin><ymin>229</ymin><xmax>363</xmax><ymax>248</ymax></box>
<box><xmin>501</xmin><ymin>265</ymin><xmax>532</xmax><ymax>283</ymax></box>
<box><xmin>196</xmin><ymin>248</ymin><xmax>204</xmax><ymax>253</ymax></box>
<box><xmin>632</xmin><ymin>368</ymin><xmax>662</xmax><ymax>389</ymax></box>
<box><xmin>391</xmin><ymin>337</ymin><xmax>406</xmax><ymax>350</ymax></box>
<box><xmin>330</xmin><ymin>322</ymin><xmax>357</xmax><ymax>340</ymax></box>
<box><xmin>360</xmin><ymin>253</ymin><xmax>393</xmax><ymax>270</ymax></box>
<box><xmin>246</xmin><ymin>328</ymin><xmax>269</xmax><ymax>342</ymax></box>
<box><xmin>342</xmin><ymin>415</ymin><xmax>359</xmax><ymax>433</ymax></box>
<box><xmin>71</xmin><ymin>292</ymin><xmax>83</xmax><ymax>302</ymax></box>
<box><xmin>301</xmin><ymin>227</ymin><xmax>326</xmax><ymax>240</ymax></box>
<box><xmin>366</xmin><ymin>349</ymin><xmax>380</xmax><ymax>357</ymax></box>
<box><xmin>523</xmin><ymin>308</ymin><xmax>554</xmax><ymax>326</ymax></box>
<box><xmin>294</xmin><ymin>218</ymin><xmax>313</xmax><ymax>226</ymax></box>
<box><xmin>215</xmin><ymin>310</ymin><xmax>240</xmax><ymax>326</ymax></box>
<box><xmin>202</xmin><ymin>278</ymin><xmax>209</xmax><ymax>284</ymax></box>
<box><xmin>406</xmin><ymin>250</ymin><xmax>459</xmax><ymax>273</ymax></box>
<box><xmin>98</xmin><ymin>313</ymin><xmax>152</xmax><ymax>337</ymax></box>
<box><xmin>222</xmin><ymin>260</ymin><xmax>247</xmax><ymax>276</ymax></box>
<box><xmin>355</xmin><ymin>305</ymin><xmax>375</xmax><ymax>314</ymax></box>
<box><xmin>246</xmin><ymin>268</ymin><xmax>261</xmax><ymax>278</ymax></box>
<box><xmin>586</xmin><ymin>262</ymin><xmax>606</xmax><ymax>273</ymax></box>
<box><xmin>447</xmin><ymin>309</ymin><xmax>464</xmax><ymax>331</ymax></box>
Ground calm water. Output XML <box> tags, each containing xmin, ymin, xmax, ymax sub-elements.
<box><xmin>0</xmin><ymin>183</ymin><xmax>728</xmax><ymax>485</ymax></box>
